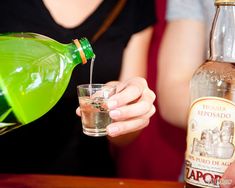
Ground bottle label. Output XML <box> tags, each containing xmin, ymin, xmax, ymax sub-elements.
<box><xmin>185</xmin><ymin>97</ymin><xmax>235</xmax><ymax>188</ymax></box>
<box><xmin>0</xmin><ymin>88</ymin><xmax>20</xmax><ymax>134</ymax></box>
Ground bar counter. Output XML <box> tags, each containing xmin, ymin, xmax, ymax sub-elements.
<box><xmin>0</xmin><ymin>174</ymin><xmax>185</xmax><ymax>188</ymax></box>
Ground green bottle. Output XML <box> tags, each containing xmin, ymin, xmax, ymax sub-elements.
<box><xmin>0</xmin><ymin>32</ymin><xmax>95</xmax><ymax>135</ymax></box>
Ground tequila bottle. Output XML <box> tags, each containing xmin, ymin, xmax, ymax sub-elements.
<box><xmin>185</xmin><ymin>0</ymin><xmax>235</xmax><ymax>187</ymax></box>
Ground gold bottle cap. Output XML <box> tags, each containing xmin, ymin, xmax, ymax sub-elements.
<box><xmin>215</xmin><ymin>0</ymin><xmax>235</xmax><ymax>5</ymax></box>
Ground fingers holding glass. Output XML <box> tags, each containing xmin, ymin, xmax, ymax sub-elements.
<box><xmin>77</xmin><ymin>84</ymin><xmax>116</xmax><ymax>137</ymax></box>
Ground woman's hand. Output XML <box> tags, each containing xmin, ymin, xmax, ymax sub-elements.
<box><xmin>105</xmin><ymin>77</ymin><xmax>156</xmax><ymax>137</ymax></box>
<box><xmin>76</xmin><ymin>77</ymin><xmax>156</xmax><ymax>137</ymax></box>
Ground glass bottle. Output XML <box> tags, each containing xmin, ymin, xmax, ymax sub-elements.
<box><xmin>0</xmin><ymin>32</ymin><xmax>95</xmax><ymax>135</ymax></box>
<box><xmin>185</xmin><ymin>0</ymin><xmax>235</xmax><ymax>187</ymax></box>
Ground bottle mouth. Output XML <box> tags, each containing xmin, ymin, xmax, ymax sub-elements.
<box><xmin>79</xmin><ymin>38</ymin><xmax>95</xmax><ymax>59</ymax></box>
<box><xmin>215</xmin><ymin>0</ymin><xmax>235</xmax><ymax>5</ymax></box>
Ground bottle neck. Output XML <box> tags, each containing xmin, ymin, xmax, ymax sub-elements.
<box><xmin>67</xmin><ymin>38</ymin><xmax>94</xmax><ymax>66</ymax></box>
<box><xmin>210</xmin><ymin>4</ymin><xmax>235</xmax><ymax>62</ymax></box>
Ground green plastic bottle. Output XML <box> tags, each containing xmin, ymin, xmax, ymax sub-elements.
<box><xmin>0</xmin><ymin>32</ymin><xmax>95</xmax><ymax>135</ymax></box>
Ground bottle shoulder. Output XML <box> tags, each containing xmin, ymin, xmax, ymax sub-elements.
<box><xmin>193</xmin><ymin>60</ymin><xmax>235</xmax><ymax>82</ymax></box>
<box><xmin>196</xmin><ymin>60</ymin><xmax>235</xmax><ymax>71</ymax></box>
<box><xmin>190</xmin><ymin>60</ymin><xmax>235</xmax><ymax>95</ymax></box>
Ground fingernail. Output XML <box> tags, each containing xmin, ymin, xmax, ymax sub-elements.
<box><xmin>109</xmin><ymin>110</ymin><xmax>121</xmax><ymax>118</ymax></box>
<box><xmin>107</xmin><ymin>126</ymin><xmax>119</xmax><ymax>136</ymax></box>
<box><xmin>107</xmin><ymin>100</ymin><xmax>117</xmax><ymax>109</ymax></box>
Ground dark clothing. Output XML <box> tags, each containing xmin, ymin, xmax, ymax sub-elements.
<box><xmin>0</xmin><ymin>0</ymin><xmax>156</xmax><ymax>177</ymax></box>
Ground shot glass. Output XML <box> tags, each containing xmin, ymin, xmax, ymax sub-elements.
<box><xmin>77</xmin><ymin>84</ymin><xmax>116</xmax><ymax>137</ymax></box>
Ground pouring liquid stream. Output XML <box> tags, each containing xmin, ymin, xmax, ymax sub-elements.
<box><xmin>89</xmin><ymin>55</ymin><xmax>95</xmax><ymax>96</ymax></box>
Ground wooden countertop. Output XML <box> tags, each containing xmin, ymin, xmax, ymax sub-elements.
<box><xmin>0</xmin><ymin>174</ymin><xmax>185</xmax><ymax>188</ymax></box>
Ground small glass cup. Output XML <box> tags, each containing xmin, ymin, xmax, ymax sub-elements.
<box><xmin>77</xmin><ymin>84</ymin><xmax>116</xmax><ymax>137</ymax></box>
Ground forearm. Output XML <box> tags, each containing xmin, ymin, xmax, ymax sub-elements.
<box><xmin>157</xmin><ymin>20</ymin><xmax>206</xmax><ymax>129</ymax></box>
<box><xmin>119</xmin><ymin>26</ymin><xmax>153</xmax><ymax>81</ymax></box>
<box><xmin>158</xmin><ymin>82</ymin><xmax>190</xmax><ymax>128</ymax></box>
